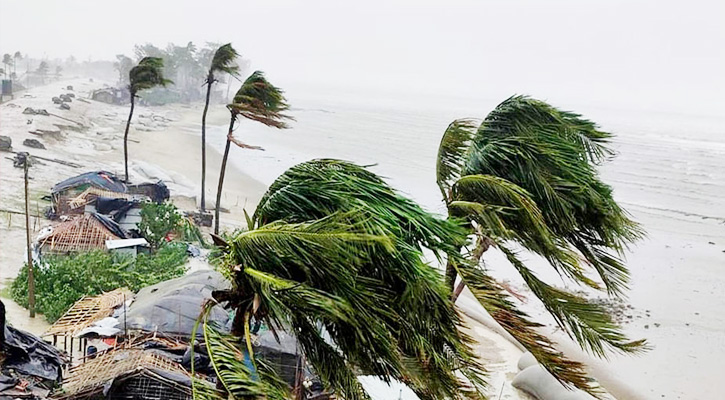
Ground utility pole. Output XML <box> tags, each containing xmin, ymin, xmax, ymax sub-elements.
<box><xmin>23</xmin><ymin>154</ymin><xmax>35</xmax><ymax>318</ymax></box>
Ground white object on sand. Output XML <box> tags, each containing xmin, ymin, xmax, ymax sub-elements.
<box><xmin>512</xmin><ymin>364</ymin><xmax>597</xmax><ymax>400</ymax></box>
<box><xmin>517</xmin><ymin>351</ymin><xmax>538</xmax><ymax>371</ymax></box>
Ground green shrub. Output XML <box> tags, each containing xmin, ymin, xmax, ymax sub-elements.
<box><xmin>139</xmin><ymin>202</ymin><xmax>207</xmax><ymax>248</ymax></box>
<box><xmin>10</xmin><ymin>243</ymin><xmax>188</xmax><ymax>323</ymax></box>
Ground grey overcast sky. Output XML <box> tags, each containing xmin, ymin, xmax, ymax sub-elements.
<box><xmin>1</xmin><ymin>0</ymin><xmax>723</xmax><ymax>114</ymax></box>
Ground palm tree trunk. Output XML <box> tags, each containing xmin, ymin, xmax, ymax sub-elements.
<box><xmin>214</xmin><ymin>115</ymin><xmax>235</xmax><ymax>234</ymax></box>
<box><xmin>123</xmin><ymin>95</ymin><xmax>135</xmax><ymax>183</ymax></box>
<box><xmin>200</xmin><ymin>78</ymin><xmax>213</xmax><ymax>211</ymax></box>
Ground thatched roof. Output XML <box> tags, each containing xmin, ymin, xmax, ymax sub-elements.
<box><xmin>55</xmin><ymin>349</ymin><xmax>191</xmax><ymax>399</ymax></box>
<box><xmin>45</xmin><ymin>288</ymin><xmax>133</xmax><ymax>337</ymax></box>
<box><xmin>39</xmin><ymin>214</ymin><xmax>125</xmax><ymax>253</ymax></box>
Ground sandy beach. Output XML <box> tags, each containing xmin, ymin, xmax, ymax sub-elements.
<box><xmin>0</xmin><ymin>79</ymin><xmax>535</xmax><ymax>399</ymax></box>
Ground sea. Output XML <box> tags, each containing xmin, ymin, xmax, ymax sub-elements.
<box><xmin>208</xmin><ymin>88</ymin><xmax>725</xmax><ymax>398</ymax></box>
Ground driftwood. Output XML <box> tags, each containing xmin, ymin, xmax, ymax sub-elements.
<box><xmin>47</xmin><ymin>112</ymin><xmax>85</xmax><ymax>127</ymax></box>
<box><xmin>9</xmin><ymin>151</ymin><xmax>82</xmax><ymax>168</ymax></box>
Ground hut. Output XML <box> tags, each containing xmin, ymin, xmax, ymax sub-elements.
<box><xmin>53</xmin><ymin>349</ymin><xmax>193</xmax><ymax>400</ymax></box>
<box><xmin>50</xmin><ymin>171</ymin><xmax>169</xmax><ymax>219</ymax></box>
<box><xmin>38</xmin><ymin>213</ymin><xmax>128</xmax><ymax>255</ymax></box>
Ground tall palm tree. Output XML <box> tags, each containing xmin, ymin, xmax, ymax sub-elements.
<box><xmin>13</xmin><ymin>52</ymin><xmax>21</xmax><ymax>77</ymax></box>
<box><xmin>123</xmin><ymin>57</ymin><xmax>171</xmax><ymax>182</ymax></box>
<box><xmin>201</xmin><ymin>44</ymin><xmax>240</xmax><ymax>212</ymax></box>
<box><xmin>1</xmin><ymin>54</ymin><xmax>10</xmax><ymax>78</ymax></box>
<box><xmin>196</xmin><ymin>159</ymin><xmax>487</xmax><ymax>400</ymax></box>
<box><xmin>436</xmin><ymin>95</ymin><xmax>646</xmax><ymax>396</ymax></box>
<box><xmin>213</xmin><ymin>71</ymin><xmax>291</xmax><ymax>234</ymax></box>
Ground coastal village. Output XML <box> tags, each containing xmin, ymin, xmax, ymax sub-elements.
<box><xmin>0</xmin><ymin>77</ymin><xmax>335</xmax><ymax>399</ymax></box>
<box><xmin>4</xmin><ymin>10</ymin><xmax>716</xmax><ymax>396</ymax></box>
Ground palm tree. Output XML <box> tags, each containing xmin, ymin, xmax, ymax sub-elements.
<box><xmin>13</xmin><ymin>52</ymin><xmax>21</xmax><ymax>77</ymax></box>
<box><xmin>1</xmin><ymin>54</ymin><xmax>10</xmax><ymax>78</ymax></box>
<box><xmin>436</xmin><ymin>95</ymin><xmax>646</xmax><ymax>396</ymax></box>
<box><xmin>213</xmin><ymin>71</ymin><xmax>291</xmax><ymax>234</ymax></box>
<box><xmin>201</xmin><ymin>44</ymin><xmax>240</xmax><ymax>212</ymax></box>
<box><xmin>123</xmin><ymin>57</ymin><xmax>171</xmax><ymax>182</ymax></box>
<box><xmin>195</xmin><ymin>159</ymin><xmax>487</xmax><ymax>399</ymax></box>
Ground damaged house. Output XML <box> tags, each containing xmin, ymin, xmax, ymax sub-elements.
<box><xmin>49</xmin><ymin>171</ymin><xmax>169</xmax><ymax>220</ymax></box>
<box><xmin>37</xmin><ymin>213</ymin><xmax>129</xmax><ymax>255</ymax></box>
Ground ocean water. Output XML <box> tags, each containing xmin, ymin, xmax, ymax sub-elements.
<box><xmin>208</xmin><ymin>90</ymin><xmax>725</xmax><ymax>398</ymax></box>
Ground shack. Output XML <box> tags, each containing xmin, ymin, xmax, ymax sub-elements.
<box><xmin>53</xmin><ymin>349</ymin><xmax>193</xmax><ymax>400</ymax></box>
<box><xmin>90</xmin><ymin>87</ymin><xmax>129</xmax><ymax>105</ymax></box>
<box><xmin>38</xmin><ymin>213</ymin><xmax>129</xmax><ymax>255</ymax></box>
<box><xmin>50</xmin><ymin>171</ymin><xmax>169</xmax><ymax>219</ymax></box>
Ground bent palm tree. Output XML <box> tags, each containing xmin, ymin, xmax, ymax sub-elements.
<box><xmin>200</xmin><ymin>44</ymin><xmax>240</xmax><ymax>212</ymax></box>
<box><xmin>196</xmin><ymin>159</ymin><xmax>487</xmax><ymax>400</ymax></box>
<box><xmin>213</xmin><ymin>71</ymin><xmax>291</xmax><ymax>234</ymax></box>
<box><xmin>123</xmin><ymin>57</ymin><xmax>171</xmax><ymax>182</ymax></box>
<box><xmin>437</xmin><ymin>96</ymin><xmax>646</xmax><ymax>396</ymax></box>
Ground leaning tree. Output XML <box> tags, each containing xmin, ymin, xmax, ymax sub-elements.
<box><xmin>122</xmin><ymin>57</ymin><xmax>171</xmax><ymax>182</ymax></box>
<box><xmin>213</xmin><ymin>71</ymin><xmax>291</xmax><ymax>234</ymax></box>
<box><xmin>436</xmin><ymin>95</ymin><xmax>646</xmax><ymax>396</ymax></box>
<box><xmin>196</xmin><ymin>159</ymin><xmax>487</xmax><ymax>399</ymax></box>
<box><xmin>200</xmin><ymin>44</ymin><xmax>240</xmax><ymax>212</ymax></box>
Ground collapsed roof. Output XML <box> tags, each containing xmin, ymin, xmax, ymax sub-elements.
<box><xmin>54</xmin><ymin>349</ymin><xmax>192</xmax><ymax>400</ymax></box>
<box><xmin>38</xmin><ymin>213</ymin><xmax>128</xmax><ymax>254</ymax></box>
<box><xmin>124</xmin><ymin>270</ymin><xmax>231</xmax><ymax>338</ymax></box>
<box><xmin>52</xmin><ymin>171</ymin><xmax>169</xmax><ymax>203</ymax></box>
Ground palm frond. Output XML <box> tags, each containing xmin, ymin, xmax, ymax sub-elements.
<box><xmin>437</xmin><ymin>119</ymin><xmax>479</xmax><ymax>201</ymax></box>
<box><xmin>214</xmin><ymin>160</ymin><xmax>488</xmax><ymax>399</ymax></box>
<box><xmin>445</xmin><ymin>95</ymin><xmax>642</xmax><ymax>295</ymax></box>
<box><xmin>191</xmin><ymin>301</ymin><xmax>290</xmax><ymax>400</ymax></box>
<box><xmin>228</xmin><ymin>71</ymin><xmax>293</xmax><ymax>128</ymax></box>
<box><xmin>129</xmin><ymin>56</ymin><xmax>172</xmax><ymax>95</ymax></box>
<box><xmin>453</xmin><ymin>260</ymin><xmax>604</xmax><ymax>398</ymax></box>
<box><xmin>209</xmin><ymin>43</ymin><xmax>240</xmax><ymax>80</ymax></box>
<box><xmin>499</xmin><ymin>245</ymin><xmax>648</xmax><ymax>357</ymax></box>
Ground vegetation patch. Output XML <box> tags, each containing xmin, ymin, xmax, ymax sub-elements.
<box><xmin>10</xmin><ymin>242</ymin><xmax>188</xmax><ymax>323</ymax></box>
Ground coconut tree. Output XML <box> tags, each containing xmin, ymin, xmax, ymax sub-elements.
<box><xmin>436</xmin><ymin>95</ymin><xmax>646</xmax><ymax>396</ymax></box>
<box><xmin>123</xmin><ymin>57</ymin><xmax>171</xmax><ymax>182</ymax></box>
<box><xmin>1</xmin><ymin>54</ymin><xmax>10</xmax><ymax>78</ymax></box>
<box><xmin>12</xmin><ymin>52</ymin><xmax>21</xmax><ymax>77</ymax></box>
<box><xmin>200</xmin><ymin>44</ymin><xmax>240</xmax><ymax>212</ymax></box>
<box><xmin>195</xmin><ymin>159</ymin><xmax>487</xmax><ymax>399</ymax></box>
<box><xmin>213</xmin><ymin>71</ymin><xmax>291</xmax><ymax>234</ymax></box>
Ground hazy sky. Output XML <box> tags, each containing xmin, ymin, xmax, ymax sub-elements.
<box><xmin>1</xmin><ymin>0</ymin><xmax>723</xmax><ymax>114</ymax></box>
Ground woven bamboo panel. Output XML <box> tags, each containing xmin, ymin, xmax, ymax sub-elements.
<box><xmin>59</xmin><ymin>349</ymin><xmax>189</xmax><ymax>398</ymax></box>
<box><xmin>45</xmin><ymin>288</ymin><xmax>133</xmax><ymax>337</ymax></box>
<box><xmin>40</xmin><ymin>214</ymin><xmax>120</xmax><ymax>253</ymax></box>
<box><xmin>67</xmin><ymin>187</ymin><xmax>135</xmax><ymax>210</ymax></box>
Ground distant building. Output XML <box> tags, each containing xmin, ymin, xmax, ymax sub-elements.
<box><xmin>91</xmin><ymin>87</ymin><xmax>130</xmax><ymax>105</ymax></box>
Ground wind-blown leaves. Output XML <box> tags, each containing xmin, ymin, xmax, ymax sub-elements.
<box><xmin>209</xmin><ymin>160</ymin><xmax>487</xmax><ymax>399</ymax></box>
<box><xmin>437</xmin><ymin>119</ymin><xmax>479</xmax><ymax>199</ymax></box>
<box><xmin>129</xmin><ymin>56</ymin><xmax>172</xmax><ymax>95</ymax></box>
<box><xmin>461</xmin><ymin>95</ymin><xmax>642</xmax><ymax>295</ymax></box>
<box><xmin>209</xmin><ymin>43</ymin><xmax>240</xmax><ymax>80</ymax></box>
<box><xmin>228</xmin><ymin>71</ymin><xmax>293</xmax><ymax>128</ymax></box>
<box><xmin>436</xmin><ymin>95</ymin><xmax>646</xmax><ymax>396</ymax></box>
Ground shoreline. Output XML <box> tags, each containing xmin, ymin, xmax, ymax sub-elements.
<box><xmin>0</xmin><ymin>79</ymin><xmax>534</xmax><ymax>399</ymax></box>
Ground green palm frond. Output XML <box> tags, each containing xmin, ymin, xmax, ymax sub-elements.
<box><xmin>453</xmin><ymin>260</ymin><xmax>603</xmax><ymax>398</ymax></box>
<box><xmin>449</xmin><ymin>175</ymin><xmax>594</xmax><ymax>286</ymax></box>
<box><xmin>209</xmin><ymin>43</ymin><xmax>240</xmax><ymax>81</ymax></box>
<box><xmin>192</xmin><ymin>302</ymin><xmax>290</xmax><ymax>400</ymax></box>
<box><xmin>129</xmin><ymin>56</ymin><xmax>172</xmax><ymax>95</ymax></box>
<box><xmin>498</xmin><ymin>245</ymin><xmax>648</xmax><ymax>358</ymax></box>
<box><xmin>254</xmin><ymin>159</ymin><xmax>467</xmax><ymax>259</ymax></box>
<box><xmin>437</xmin><ymin>119</ymin><xmax>479</xmax><ymax>200</ymax></box>
<box><xmin>228</xmin><ymin>71</ymin><xmax>293</xmax><ymax>128</ymax></box>
<box><xmin>461</xmin><ymin>95</ymin><xmax>642</xmax><ymax>294</ymax></box>
<box><xmin>209</xmin><ymin>160</ymin><xmax>488</xmax><ymax>399</ymax></box>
